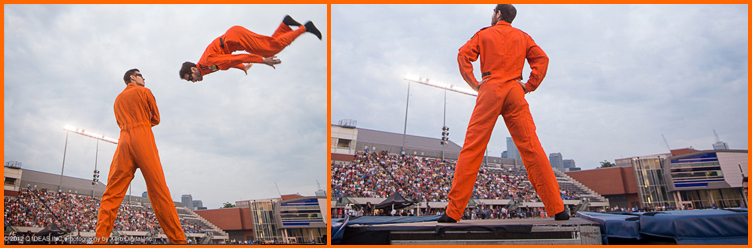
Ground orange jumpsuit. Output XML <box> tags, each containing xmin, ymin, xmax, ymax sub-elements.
<box><xmin>196</xmin><ymin>23</ymin><xmax>306</xmax><ymax>76</ymax></box>
<box><xmin>95</xmin><ymin>84</ymin><xmax>186</xmax><ymax>244</ymax></box>
<box><xmin>446</xmin><ymin>21</ymin><xmax>564</xmax><ymax>221</ymax></box>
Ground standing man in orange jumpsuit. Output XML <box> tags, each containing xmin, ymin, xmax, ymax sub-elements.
<box><xmin>439</xmin><ymin>4</ymin><xmax>568</xmax><ymax>223</ymax></box>
<box><xmin>179</xmin><ymin>15</ymin><xmax>322</xmax><ymax>83</ymax></box>
<box><xmin>95</xmin><ymin>69</ymin><xmax>187</xmax><ymax>244</ymax></box>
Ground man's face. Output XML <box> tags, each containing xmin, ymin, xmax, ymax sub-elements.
<box><xmin>183</xmin><ymin>67</ymin><xmax>203</xmax><ymax>83</ymax></box>
<box><xmin>132</xmin><ymin>71</ymin><xmax>145</xmax><ymax>86</ymax></box>
<box><xmin>743</xmin><ymin>182</ymin><xmax>747</xmax><ymax>195</ymax></box>
<box><xmin>491</xmin><ymin>9</ymin><xmax>501</xmax><ymax>26</ymax></box>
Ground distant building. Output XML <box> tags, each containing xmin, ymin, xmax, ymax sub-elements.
<box><xmin>193</xmin><ymin>200</ymin><xmax>203</xmax><ymax>210</ymax></box>
<box><xmin>567</xmin><ymin>166</ymin><xmax>639</xmax><ymax>209</ymax></box>
<box><xmin>331</xmin><ymin>121</ymin><xmax>359</xmax><ymax>162</ymax></box>
<box><xmin>229</xmin><ymin>195</ymin><xmax>326</xmax><ymax>244</ymax></box>
<box><xmin>194</xmin><ymin>207</ymin><xmax>254</xmax><ymax>242</ymax></box>
<box><xmin>563</xmin><ymin>159</ymin><xmax>575</xmax><ymax>169</ymax></box>
<box><xmin>142</xmin><ymin>191</ymin><xmax>148</xmax><ymax>199</ymax></box>
<box><xmin>617</xmin><ymin>153</ymin><xmax>675</xmax><ymax>209</ymax></box>
<box><xmin>506</xmin><ymin>137</ymin><xmax>520</xmax><ymax>160</ymax></box>
<box><xmin>182</xmin><ymin>194</ymin><xmax>193</xmax><ymax>211</ymax></box>
<box><xmin>713</xmin><ymin>141</ymin><xmax>729</xmax><ymax>150</ymax></box>
<box><xmin>593</xmin><ymin>148</ymin><xmax>749</xmax><ymax>210</ymax></box>
<box><xmin>4</xmin><ymin>162</ymin><xmax>23</xmax><ymax>197</ymax></box>
<box><xmin>549</xmin><ymin>153</ymin><xmax>563</xmax><ymax>171</ymax></box>
<box><xmin>315</xmin><ymin>189</ymin><xmax>326</xmax><ymax>197</ymax></box>
<box><xmin>665</xmin><ymin>149</ymin><xmax>747</xmax><ymax>209</ymax></box>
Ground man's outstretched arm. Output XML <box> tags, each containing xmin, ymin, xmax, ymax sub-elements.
<box><xmin>207</xmin><ymin>54</ymin><xmax>282</xmax><ymax>74</ymax></box>
<box><xmin>241</xmin><ymin>57</ymin><xmax>281</xmax><ymax>74</ymax></box>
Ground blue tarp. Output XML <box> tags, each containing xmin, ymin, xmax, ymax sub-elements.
<box><xmin>577</xmin><ymin>209</ymin><xmax>748</xmax><ymax>245</ymax></box>
<box><xmin>331</xmin><ymin>216</ymin><xmax>349</xmax><ymax>245</ymax></box>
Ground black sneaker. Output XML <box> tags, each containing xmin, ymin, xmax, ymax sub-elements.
<box><xmin>283</xmin><ymin>15</ymin><xmax>301</xmax><ymax>27</ymax></box>
<box><xmin>554</xmin><ymin>210</ymin><xmax>570</xmax><ymax>221</ymax></box>
<box><xmin>437</xmin><ymin>213</ymin><xmax>458</xmax><ymax>223</ymax></box>
<box><xmin>304</xmin><ymin>21</ymin><xmax>322</xmax><ymax>40</ymax></box>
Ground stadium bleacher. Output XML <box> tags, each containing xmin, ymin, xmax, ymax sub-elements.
<box><xmin>332</xmin><ymin>151</ymin><xmax>606</xmax><ymax>220</ymax></box>
<box><xmin>3</xmin><ymin>188</ymin><xmax>227</xmax><ymax>244</ymax></box>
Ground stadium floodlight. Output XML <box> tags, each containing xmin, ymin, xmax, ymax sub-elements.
<box><xmin>64</xmin><ymin>125</ymin><xmax>118</xmax><ymax>144</ymax></box>
<box><xmin>404</xmin><ymin>75</ymin><xmax>474</xmax><ymax>160</ymax></box>
<box><xmin>404</xmin><ymin>74</ymin><xmax>478</xmax><ymax>97</ymax></box>
<box><xmin>59</xmin><ymin>125</ymin><xmax>118</xmax><ymax>192</ymax></box>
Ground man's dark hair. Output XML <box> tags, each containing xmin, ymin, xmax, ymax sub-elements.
<box><xmin>743</xmin><ymin>176</ymin><xmax>748</xmax><ymax>183</ymax></box>
<box><xmin>180</xmin><ymin>62</ymin><xmax>196</xmax><ymax>80</ymax></box>
<box><xmin>495</xmin><ymin>4</ymin><xmax>517</xmax><ymax>24</ymax></box>
<box><xmin>123</xmin><ymin>68</ymin><xmax>140</xmax><ymax>85</ymax></box>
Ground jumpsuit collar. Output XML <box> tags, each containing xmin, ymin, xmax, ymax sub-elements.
<box><xmin>495</xmin><ymin>20</ymin><xmax>512</xmax><ymax>27</ymax></box>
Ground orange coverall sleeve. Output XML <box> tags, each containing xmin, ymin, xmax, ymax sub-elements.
<box><xmin>523</xmin><ymin>38</ymin><xmax>549</xmax><ymax>92</ymax></box>
<box><xmin>458</xmin><ymin>32</ymin><xmax>482</xmax><ymax>90</ymax></box>
<box><xmin>205</xmin><ymin>53</ymin><xmax>264</xmax><ymax>71</ymax></box>
<box><xmin>145</xmin><ymin>88</ymin><xmax>160</xmax><ymax>126</ymax></box>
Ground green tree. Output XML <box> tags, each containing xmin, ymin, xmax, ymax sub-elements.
<box><xmin>599</xmin><ymin>160</ymin><xmax>616</xmax><ymax>168</ymax></box>
<box><xmin>222</xmin><ymin>202</ymin><xmax>236</xmax><ymax>209</ymax></box>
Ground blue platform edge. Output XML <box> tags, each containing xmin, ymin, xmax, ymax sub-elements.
<box><xmin>577</xmin><ymin>209</ymin><xmax>748</xmax><ymax>245</ymax></box>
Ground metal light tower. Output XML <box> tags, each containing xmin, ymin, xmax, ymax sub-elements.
<box><xmin>402</xmin><ymin>80</ymin><xmax>411</xmax><ymax>154</ymax></box>
<box><xmin>59</xmin><ymin>125</ymin><xmax>117</xmax><ymax>193</ymax></box>
<box><xmin>403</xmin><ymin>75</ymin><xmax>476</xmax><ymax>160</ymax></box>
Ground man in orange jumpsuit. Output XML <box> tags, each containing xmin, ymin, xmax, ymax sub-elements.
<box><xmin>179</xmin><ymin>15</ymin><xmax>322</xmax><ymax>83</ymax></box>
<box><xmin>439</xmin><ymin>4</ymin><xmax>568</xmax><ymax>223</ymax></box>
<box><xmin>95</xmin><ymin>69</ymin><xmax>187</xmax><ymax>244</ymax></box>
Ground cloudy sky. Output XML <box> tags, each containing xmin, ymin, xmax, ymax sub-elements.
<box><xmin>332</xmin><ymin>4</ymin><xmax>748</xmax><ymax>170</ymax></box>
<box><xmin>4</xmin><ymin>4</ymin><xmax>327</xmax><ymax>209</ymax></box>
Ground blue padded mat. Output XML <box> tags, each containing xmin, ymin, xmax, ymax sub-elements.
<box><xmin>639</xmin><ymin>209</ymin><xmax>747</xmax><ymax>245</ymax></box>
<box><xmin>577</xmin><ymin>209</ymin><xmax>748</xmax><ymax>245</ymax></box>
<box><xmin>576</xmin><ymin>211</ymin><xmax>641</xmax><ymax>244</ymax></box>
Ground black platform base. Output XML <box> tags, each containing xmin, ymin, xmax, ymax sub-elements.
<box><xmin>341</xmin><ymin>217</ymin><xmax>602</xmax><ymax>245</ymax></box>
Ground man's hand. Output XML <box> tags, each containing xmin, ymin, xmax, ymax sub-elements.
<box><xmin>262</xmin><ymin>56</ymin><xmax>281</xmax><ymax>69</ymax></box>
<box><xmin>243</xmin><ymin>63</ymin><xmax>253</xmax><ymax>75</ymax></box>
<box><xmin>517</xmin><ymin>79</ymin><xmax>528</xmax><ymax>93</ymax></box>
<box><xmin>474</xmin><ymin>78</ymin><xmax>488</xmax><ymax>92</ymax></box>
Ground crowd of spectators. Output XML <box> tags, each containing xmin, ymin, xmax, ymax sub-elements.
<box><xmin>181</xmin><ymin>221</ymin><xmax>207</xmax><ymax>234</ymax></box>
<box><xmin>4</xmin><ymin>188</ymin><xmax>209</xmax><ymax>236</ymax></box>
<box><xmin>332</xmin><ymin>151</ymin><xmax>582</xmax><ymax>203</ymax></box>
<box><xmin>443</xmin><ymin>205</ymin><xmax>549</xmax><ymax>220</ymax></box>
<box><xmin>331</xmin><ymin>151</ymin><xmax>590</xmax><ymax>220</ymax></box>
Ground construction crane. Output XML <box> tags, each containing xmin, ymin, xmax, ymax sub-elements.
<box><xmin>661</xmin><ymin>134</ymin><xmax>671</xmax><ymax>152</ymax></box>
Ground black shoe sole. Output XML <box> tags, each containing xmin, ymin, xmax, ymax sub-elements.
<box><xmin>283</xmin><ymin>15</ymin><xmax>301</xmax><ymax>26</ymax></box>
<box><xmin>437</xmin><ymin>213</ymin><xmax>458</xmax><ymax>223</ymax></box>
<box><xmin>554</xmin><ymin>211</ymin><xmax>570</xmax><ymax>221</ymax></box>
<box><xmin>304</xmin><ymin>21</ymin><xmax>322</xmax><ymax>40</ymax></box>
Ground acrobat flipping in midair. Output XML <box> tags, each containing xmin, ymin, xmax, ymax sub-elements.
<box><xmin>179</xmin><ymin>15</ymin><xmax>322</xmax><ymax>82</ymax></box>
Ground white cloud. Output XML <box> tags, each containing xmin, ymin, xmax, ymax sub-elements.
<box><xmin>5</xmin><ymin>4</ymin><xmax>327</xmax><ymax>209</ymax></box>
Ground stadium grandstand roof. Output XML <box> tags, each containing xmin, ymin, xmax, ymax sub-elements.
<box><xmin>281</xmin><ymin>194</ymin><xmax>304</xmax><ymax>200</ymax></box>
<box><xmin>356</xmin><ymin>128</ymin><xmax>462</xmax><ymax>152</ymax></box>
<box><xmin>19</xmin><ymin>168</ymin><xmax>107</xmax><ymax>192</ymax></box>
